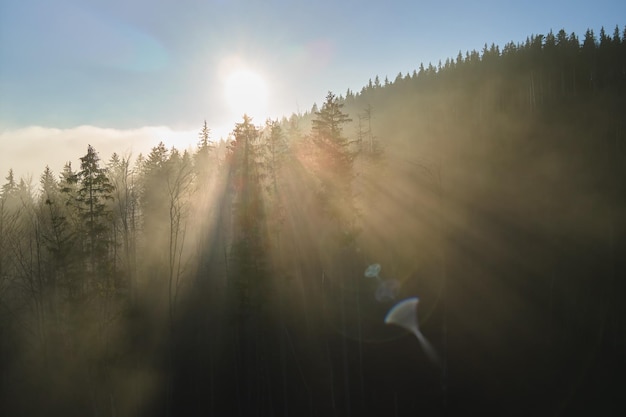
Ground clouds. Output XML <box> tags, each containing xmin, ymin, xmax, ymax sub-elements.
<box><xmin>0</xmin><ymin>125</ymin><xmax>199</xmax><ymax>182</ymax></box>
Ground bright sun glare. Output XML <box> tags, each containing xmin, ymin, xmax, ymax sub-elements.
<box><xmin>224</xmin><ymin>69</ymin><xmax>269</xmax><ymax>120</ymax></box>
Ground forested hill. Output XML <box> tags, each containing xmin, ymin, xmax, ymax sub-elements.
<box><xmin>1</xmin><ymin>26</ymin><xmax>625</xmax><ymax>416</ymax></box>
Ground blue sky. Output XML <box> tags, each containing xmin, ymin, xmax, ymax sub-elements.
<box><xmin>1</xmin><ymin>0</ymin><xmax>625</xmax><ymax>177</ymax></box>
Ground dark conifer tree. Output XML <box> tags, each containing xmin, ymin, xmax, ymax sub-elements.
<box><xmin>311</xmin><ymin>91</ymin><xmax>358</xmax><ymax>246</ymax></box>
<box><xmin>227</xmin><ymin>115</ymin><xmax>268</xmax><ymax>314</ymax></box>
<box><xmin>73</xmin><ymin>145</ymin><xmax>114</xmax><ymax>279</ymax></box>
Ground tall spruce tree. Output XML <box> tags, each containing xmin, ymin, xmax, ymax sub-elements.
<box><xmin>73</xmin><ymin>145</ymin><xmax>114</xmax><ymax>279</ymax></box>
<box><xmin>228</xmin><ymin>115</ymin><xmax>268</xmax><ymax>314</ymax></box>
<box><xmin>311</xmin><ymin>91</ymin><xmax>358</xmax><ymax>245</ymax></box>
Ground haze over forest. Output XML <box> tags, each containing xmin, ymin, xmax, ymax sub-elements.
<box><xmin>1</xmin><ymin>26</ymin><xmax>626</xmax><ymax>416</ymax></box>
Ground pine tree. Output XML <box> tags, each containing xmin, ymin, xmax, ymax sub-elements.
<box><xmin>311</xmin><ymin>92</ymin><xmax>358</xmax><ymax>245</ymax></box>
<box><xmin>263</xmin><ymin>119</ymin><xmax>288</xmax><ymax>195</ymax></box>
<box><xmin>360</xmin><ymin>104</ymin><xmax>383</xmax><ymax>161</ymax></box>
<box><xmin>0</xmin><ymin>170</ymin><xmax>19</xmax><ymax>301</ymax></box>
<box><xmin>74</xmin><ymin>145</ymin><xmax>114</xmax><ymax>278</ymax></box>
<box><xmin>107</xmin><ymin>153</ymin><xmax>138</xmax><ymax>297</ymax></box>
<box><xmin>1</xmin><ymin>169</ymin><xmax>17</xmax><ymax>200</ymax></box>
<box><xmin>582</xmin><ymin>28</ymin><xmax>598</xmax><ymax>91</ymax></box>
<box><xmin>195</xmin><ymin>120</ymin><xmax>217</xmax><ymax>182</ymax></box>
<box><xmin>140</xmin><ymin>142</ymin><xmax>170</xmax><ymax>239</ymax></box>
<box><xmin>228</xmin><ymin>115</ymin><xmax>268</xmax><ymax>315</ymax></box>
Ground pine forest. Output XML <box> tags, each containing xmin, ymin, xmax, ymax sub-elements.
<box><xmin>1</xmin><ymin>26</ymin><xmax>625</xmax><ymax>416</ymax></box>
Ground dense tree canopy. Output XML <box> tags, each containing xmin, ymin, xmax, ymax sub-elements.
<box><xmin>1</xmin><ymin>26</ymin><xmax>625</xmax><ymax>416</ymax></box>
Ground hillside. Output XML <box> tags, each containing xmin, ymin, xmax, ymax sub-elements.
<box><xmin>1</xmin><ymin>26</ymin><xmax>625</xmax><ymax>416</ymax></box>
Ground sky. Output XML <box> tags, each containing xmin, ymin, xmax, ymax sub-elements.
<box><xmin>1</xmin><ymin>0</ymin><xmax>625</xmax><ymax>179</ymax></box>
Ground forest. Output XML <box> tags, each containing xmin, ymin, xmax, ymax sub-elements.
<box><xmin>1</xmin><ymin>26</ymin><xmax>625</xmax><ymax>416</ymax></box>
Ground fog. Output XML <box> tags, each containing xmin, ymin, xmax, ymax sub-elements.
<box><xmin>0</xmin><ymin>125</ymin><xmax>223</xmax><ymax>180</ymax></box>
<box><xmin>1</xmin><ymin>30</ymin><xmax>625</xmax><ymax>416</ymax></box>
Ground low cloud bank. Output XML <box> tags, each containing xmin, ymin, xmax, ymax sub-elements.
<box><xmin>0</xmin><ymin>125</ymin><xmax>203</xmax><ymax>183</ymax></box>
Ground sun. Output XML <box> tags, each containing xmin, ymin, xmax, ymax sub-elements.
<box><xmin>223</xmin><ymin>69</ymin><xmax>269</xmax><ymax>120</ymax></box>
